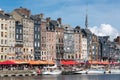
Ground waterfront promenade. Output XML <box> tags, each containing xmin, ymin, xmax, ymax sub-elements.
<box><xmin>0</xmin><ymin>70</ymin><xmax>39</xmax><ymax>77</ymax></box>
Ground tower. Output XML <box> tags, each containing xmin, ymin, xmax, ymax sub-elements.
<box><xmin>85</xmin><ymin>6</ymin><xmax>88</xmax><ymax>29</ymax></box>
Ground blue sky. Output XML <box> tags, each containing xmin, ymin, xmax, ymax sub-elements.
<box><xmin>0</xmin><ymin>0</ymin><xmax>120</xmax><ymax>31</ymax></box>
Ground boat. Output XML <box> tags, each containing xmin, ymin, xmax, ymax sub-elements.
<box><xmin>74</xmin><ymin>70</ymin><xmax>87</xmax><ymax>74</ymax></box>
<box><xmin>87</xmin><ymin>68</ymin><xmax>105</xmax><ymax>74</ymax></box>
<box><xmin>110</xmin><ymin>69</ymin><xmax>120</xmax><ymax>74</ymax></box>
<box><xmin>41</xmin><ymin>65</ymin><xmax>62</xmax><ymax>75</ymax></box>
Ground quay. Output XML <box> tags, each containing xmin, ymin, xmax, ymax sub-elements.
<box><xmin>0</xmin><ymin>70</ymin><xmax>40</xmax><ymax>77</ymax></box>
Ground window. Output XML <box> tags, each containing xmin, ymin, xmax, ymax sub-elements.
<box><xmin>1</xmin><ymin>32</ymin><xmax>3</xmax><ymax>37</ymax></box>
<box><xmin>38</xmin><ymin>34</ymin><xmax>40</xmax><ymax>39</ymax></box>
<box><xmin>23</xmin><ymin>48</ymin><xmax>25</xmax><ymax>52</ymax></box>
<box><xmin>35</xmin><ymin>34</ymin><xmax>37</xmax><ymax>39</ymax></box>
<box><xmin>38</xmin><ymin>27</ymin><xmax>40</xmax><ymax>31</ymax></box>
<box><xmin>1</xmin><ymin>48</ymin><xmax>3</xmax><ymax>52</ymax></box>
<box><xmin>1</xmin><ymin>24</ymin><xmax>3</xmax><ymax>29</ymax></box>
<box><xmin>35</xmin><ymin>42</ymin><xmax>37</xmax><ymax>47</ymax></box>
<box><xmin>16</xmin><ymin>35</ymin><xmax>18</xmax><ymax>39</ymax></box>
<box><xmin>16</xmin><ymin>29</ymin><xmax>19</xmax><ymax>33</ymax></box>
<box><xmin>38</xmin><ymin>42</ymin><xmax>40</xmax><ymax>47</ymax></box>
<box><xmin>35</xmin><ymin>27</ymin><xmax>37</xmax><ymax>31</ymax></box>
<box><xmin>1</xmin><ymin>39</ymin><xmax>3</xmax><ymax>44</ymax></box>
<box><xmin>5</xmin><ymin>55</ymin><xmax>7</xmax><ymax>59</ymax></box>
<box><xmin>5</xmin><ymin>40</ymin><xmax>7</xmax><ymax>44</ymax></box>
<box><xmin>1</xmin><ymin>55</ymin><xmax>3</xmax><ymax>60</ymax></box>
<box><xmin>20</xmin><ymin>29</ymin><xmax>22</xmax><ymax>33</ymax></box>
<box><xmin>5</xmin><ymin>32</ymin><xmax>7</xmax><ymax>37</ymax></box>
<box><xmin>5</xmin><ymin>24</ymin><xmax>7</xmax><ymax>30</ymax></box>
<box><xmin>20</xmin><ymin>35</ymin><xmax>22</xmax><ymax>40</ymax></box>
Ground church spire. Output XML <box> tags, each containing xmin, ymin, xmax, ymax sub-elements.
<box><xmin>85</xmin><ymin>5</ymin><xmax>88</xmax><ymax>29</ymax></box>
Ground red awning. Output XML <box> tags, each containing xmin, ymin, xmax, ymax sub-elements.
<box><xmin>0</xmin><ymin>60</ymin><xmax>16</xmax><ymax>65</ymax></box>
<box><xmin>60</xmin><ymin>60</ymin><xmax>79</xmax><ymax>65</ymax></box>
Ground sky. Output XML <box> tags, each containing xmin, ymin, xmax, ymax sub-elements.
<box><xmin>0</xmin><ymin>0</ymin><xmax>120</xmax><ymax>40</ymax></box>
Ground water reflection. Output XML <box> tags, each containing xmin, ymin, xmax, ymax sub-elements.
<box><xmin>0</xmin><ymin>74</ymin><xmax>120</xmax><ymax>80</ymax></box>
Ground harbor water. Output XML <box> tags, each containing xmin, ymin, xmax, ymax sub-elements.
<box><xmin>0</xmin><ymin>74</ymin><xmax>120</xmax><ymax>80</ymax></box>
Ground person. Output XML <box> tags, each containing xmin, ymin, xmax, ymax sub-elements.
<box><xmin>37</xmin><ymin>69</ymin><xmax>41</xmax><ymax>74</ymax></box>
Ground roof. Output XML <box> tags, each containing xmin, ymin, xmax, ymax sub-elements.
<box><xmin>0</xmin><ymin>13</ymin><xmax>8</xmax><ymax>19</ymax></box>
<box><xmin>14</xmin><ymin>11</ymin><xmax>31</xmax><ymax>20</ymax></box>
<box><xmin>30</xmin><ymin>15</ymin><xmax>42</xmax><ymax>20</ymax></box>
<box><xmin>50</xmin><ymin>20</ymin><xmax>58</xmax><ymax>26</ymax></box>
<box><xmin>84</xmin><ymin>28</ymin><xmax>92</xmax><ymax>34</ymax></box>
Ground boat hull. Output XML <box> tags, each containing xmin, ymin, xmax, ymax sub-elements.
<box><xmin>74</xmin><ymin>70</ymin><xmax>87</xmax><ymax>74</ymax></box>
<box><xmin>42</xmin><ymin>70</ymin><xmax>62</xmax><ymax>75</ymax></box>
<box><xmin>87</xmin><ymin>69</ymin><xmax>105</xmax><ymax>74</ymax></box>
<box><xmin>110</xmin><ymin>69</ymin><xmax>120</xmax><ymax>74</ymax></box>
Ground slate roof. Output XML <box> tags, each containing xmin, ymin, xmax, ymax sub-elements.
<box><xmin>0</xmin><ymin>13</ymin><xmax>14</xmax><ymax>20</ymax></box>
<box><xmin>30</xmin><ymin>15</ymin><xmax>42</xmax><ymax>20</ymax></box>
<box><xmin>50</xmin><ymin>20</ymin><xmax>58</xmax><ymax>27</ymax></box>
<box><xmin>0</xmin><ymin>13</ymin><xmax>8</xmax><ymax>19</ymax></box>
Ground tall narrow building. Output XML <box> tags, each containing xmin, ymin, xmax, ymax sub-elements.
<box><xmin>73</xmin><ymin>26</ymin><xmax>82</xmax><ymax>61</ymax></box>
<box><xmin>55</xmin><ymin>18</ymin><xmax>64</xmax><ymax>60</ymax></box>
<box><xmin>30</xmin><ymin>13</ymin><xmax>44</xmax><ymax>60</ymax></box>
<box><xmin>11</xmin><ymin>7</ymin><xmax>34</xmax><ymax>60</ymax></box>
<box><xmin>0</xmin><ymin>10</ymin><xmax>16</xmax><ymax>60</ymax></box>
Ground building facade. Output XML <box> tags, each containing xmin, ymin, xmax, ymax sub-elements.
<box><xmin>63</xmin><ymin>25</ymin><xmax>74</xmax><ymax>59</ymax></box>
<box><xmin>73</xmin><ymin>26</ymin><xmax>82</xmax><ymax>61</ymax></box>
<box><xmin>12</xmin><ymin>7</ymin><xmax>34</xmax><ymax>60</ymax></box>
<box><xmin>81</xmin><ymin>33</ymin><xmax>87</xmax><ymax>61</ymax></box>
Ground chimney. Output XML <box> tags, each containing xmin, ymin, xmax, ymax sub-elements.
<box><xmin>39</xmin><ymin>13</ymin><xmax>44</xmax><ymax>18</ymax></box>
<box><xmin>57</xmin><ymin>18</ymin><xmax>62</xmax><ymax>24</ymax></box>
<box><xmin>46</xmin><ymin>17</ymin><xmax>50</xmax><ymax>23</ymax></box>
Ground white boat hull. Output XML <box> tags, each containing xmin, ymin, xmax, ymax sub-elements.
<box><xmin>87</xmin><ymin>69</ymin><xmax>105</xmax><ymax>74</ymax></box>
<box><xmin>74</xmin><ymin>70</ymin><xmax>87</xmax><ymax>74</ymax></box>
<box><xmin>110</xmin><ymin>69</ymin><xmax>120</xmax><ymax>74</ymax></box>
<box><xmin>42</xmin><ymin>70</ymin><xmax>62</xmax><ymax>75</ymax></box>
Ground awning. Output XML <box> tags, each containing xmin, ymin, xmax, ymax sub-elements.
<box><xmin>99</xmin><ymin>61</ymin><xmax>109</xmax><ymax>65</ymax></box>
<box><xmin>28</xmin><ymin>60</ymin><xmax>40</xmax><ymax>65</ymax></box>
<box><xmin>88</xmin><ymin>61</ymin><xmax>110</xmax><ymax>65</ymax></box>
<box><xmin>46</xmin><ymin>61</ymin><xmax>55</xmax><ymax>65</ymax></box>
<box><xmin>0</xmin><ymin>60</ymin><xmax>16</xmax><ymax>65</ymax></box>
<box><xmin>14</xmin><ymin>60</ymin><xmax>28</xmax><ymax>64</ymax></box>
<box><xmin>60</xmin><ymin>60</ymin><xmax>79</xmax><ymax>65</ymax></box>
<box><xmin>88</xmin><ymin>60</ymin><xmax>99</xmax><ymax>64</ymax></box>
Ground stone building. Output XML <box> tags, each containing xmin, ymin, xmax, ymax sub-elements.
<box><xmin>63</xmin><ymin>25</ymin><xmax>74</xmax><ymax>59</ymax></box>
<box><xmin>40</xmin><ymin>18</ymin><xmax>47</xmax><ymax>60</ymax></box>
<box><xmin>55</xmin><ymin>18</ymin><xmax>64</xmax><ymax>60</ymax></box>
<box><xmin>0</xmin><ymin>10</ymin><xmax>16</xmax><ymax>60</ymax></box>
<box><xmin>98</xmin><ymin>36</ymin><xmax>110</xmax><ymax>61</ymax></box>
<box><xmin>15</xmin><ymin>21</ymin><xmax>23</xmax><ymax>60</ymax></box>
<box><xmin>45</xmin><ymin>18</ymin><xmax>56</xmax><ymax>61</ymax></box>
<box><xmin>81</xmin><ymin>32</ymin><xmax>87</xmax><ymax>61</ymax></box>
<box><xmin>11</xmin><ymin>7</ymin><xmax>34</xmax><ymax>60</ymax></box>
<box><xmin>30</xmin><ymin>13</ymin><xmax>44</xmax><ymax>60</ymax></box>
<box><xmin>73</xmin><ymin>26</ymin><xmax>82</xmax><ymax>61</ymax></box>
<box><xmin>92</xmin><ymin>34</ymin><xmax>99</xmax><ymax>61</ymax></box>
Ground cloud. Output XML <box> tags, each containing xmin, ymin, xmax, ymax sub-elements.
<box><xmin>89</xmin><ymin>24</ymin><xmax>120</xmax><ymax>41</ymax></box>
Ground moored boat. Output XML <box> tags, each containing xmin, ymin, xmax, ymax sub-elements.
<box><xmin>110</xmin><ymin>69</ymin><xmax>120</xmax><ymax>74</ymax></box>
<box><xmin>87</xmin><ymin>68</ymin><xmax>105</xmax><ymax>74</ymax></box>
<box><xmin>74</xmin><ymin>70</ymin><xmax>87</xmax><ymax>74</ymax></box>
<box><xmin>41</xmin><ymin>65</ymin><xmax>62</xmax><ymax>75</ymax></box>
